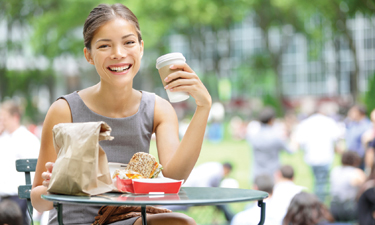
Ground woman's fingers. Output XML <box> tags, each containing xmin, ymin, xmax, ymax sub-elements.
<box><xmin>45</xmin><ymin>162</ymin><xmax>54</xmax><ymax>173</ymax></box>
<box><xmin>164</xmin><ymin>71</ymin><xmax>196</xmax><ymax>84</ymax></box>
<box><xmin>169</xmin><ymin>64</ymin><xmax>194</xmax><ymax>73</ymax></box>
<box><xmin>164</xmin><ymin>78</ymin><xmax>198</xmax><ymax>91</ymax></box>
<box><xmin>164</xmin><ymin>63</ymin><xmax>211</xmax><ymax>108</ymax></box>
<box><xmin>42</xmin><ymin>162</ymin><xmax>54</xmax><ymax>187</ymax></box>
<box><xmin>41</xmin><ymin>171</ymin><xmax>51</xmax><ymax>180</ymax></box>
<box><xmin>41</xmin><ymin>171</ymin><xmax>51</xmax><ymax>187</ymax></box>
<box><xmin>42</xmin><ymin>180</ymin><xmax>50</xmax><ymax>188</ymax></box>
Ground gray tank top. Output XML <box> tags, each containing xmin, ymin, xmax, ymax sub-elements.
<box><xmin>48</xmin><ymin>90</ymin><xmax>155</xmax><ymax>225</ymax></box>
<box><xmin>330</xmin><ymin>166</ymin><xmax>359</xmax><ymax>202</ymax></box>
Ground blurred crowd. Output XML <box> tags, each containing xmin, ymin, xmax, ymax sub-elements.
<box><xmin>227</xmin><ymin>102</ymin><xmax>375</xmax><ymax>225</ymax></box>
<box><xmin>2</xmin><ymin>97</ymin><xmax>375</xmax><ymax>225</ymax></box>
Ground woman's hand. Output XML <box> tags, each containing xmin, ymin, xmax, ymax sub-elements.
<box><xmin>41</xmin><ymin>162</ymin><xmax>54</xmax><ymax>188</ymax></box>
<box><xmin>164</xmin><ymin>64</ymin><xmax>212</xmax><ymax>108</ymax></box>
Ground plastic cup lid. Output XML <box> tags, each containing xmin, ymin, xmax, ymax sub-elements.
<box><xmin>156</xmin><ymin>53</ymin><xmax>186</xmax><ymax>68</ymax></box>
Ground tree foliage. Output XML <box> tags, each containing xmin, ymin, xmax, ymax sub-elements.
<box><xmin>0</xmin><ymin>0</ymin><xmax>374</xmax><ymax>122</ymax></box>
<box><xmin>364</xmin><ymin>73</ymin><xmax>375</xmax><ymax>116</ymax></box>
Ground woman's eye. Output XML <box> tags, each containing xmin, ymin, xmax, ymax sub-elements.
<box><xmin>99</xmin><ymin>45</ymin><xmax>109</xmax><ymax>48</ymax></box>
<box><xmin>126</xmin><ymin>41</ymin><xmax>135</xmax><ymax>45</ymax></box>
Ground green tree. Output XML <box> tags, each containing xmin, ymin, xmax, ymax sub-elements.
<box><xmin>0</xmin><ymin>0</ymin><xmax>57</xmax><ymax>122</ymax></box>
<box><xmin>289</xmin><ymin>0</ymin><xmax>372</xmax><ymax>102</ymax></box>
<box><xmin>364</xmin><ymin>73</ymin><xmax>375</xmax><ymax>115</ymax></box>
<box><xmin>250</xmin><ymin>0</ymin><xmax>306</xmax><ymax>109</ymax></box>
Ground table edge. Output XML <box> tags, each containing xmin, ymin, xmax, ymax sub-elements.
<box><xmin>42</xmin><ymin>187</ymin><xmax>269</xmax><ymax>206</ymax></box>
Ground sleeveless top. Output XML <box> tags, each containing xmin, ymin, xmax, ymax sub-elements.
<box><xmin>48</xmin><ymin>91</ymin><xmax>155</xmax><ymax>225</ymax></box>
<box><xmin>330</xmin><ymin>166</ymin><xmax>359</xmax><ymax>202</ymax></box>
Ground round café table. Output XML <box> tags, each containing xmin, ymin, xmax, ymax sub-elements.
<box><xmin>42</xmin><ymin>187</ymin><xmax>268</xmax><ymax>225</ymax></box>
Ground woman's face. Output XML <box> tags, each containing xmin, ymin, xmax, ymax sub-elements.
<box><xmin>84</xmin><ymin>18</ymin><xmax>144</xmax><ymax>88</ymax></box>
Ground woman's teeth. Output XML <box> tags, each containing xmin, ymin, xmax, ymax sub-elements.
<box><xmin>109</xmin><ymin>65</ymin><xmax>131</xmax><ymax>72</ymax></box>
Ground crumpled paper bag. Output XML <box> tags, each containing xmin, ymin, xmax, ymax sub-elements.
<box><xmin>47</xmin><ymin>121</ymin><xmax>114</xmax><ymax>196</ymax></box>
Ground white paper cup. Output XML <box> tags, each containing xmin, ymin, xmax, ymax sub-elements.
<box><xmin>156</xmin><ymin>53</ymin><xmax>190</xmax><ymax>103</ymax></box>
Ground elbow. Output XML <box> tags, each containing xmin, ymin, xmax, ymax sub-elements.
<box><xmin>162</xmin><ymin>170</ymin><xmax>188</xmax><ymax>182</ymax></box>
<box><xmin>31</xmin><ymin>186</ymin><xmax>54</xmax><ymax>212</ymax></box>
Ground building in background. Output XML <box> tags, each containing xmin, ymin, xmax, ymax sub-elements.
<box><xmin>168</xmin><ymin>14</ymin><xmax>375</xmax><ymax>105</ymax></box>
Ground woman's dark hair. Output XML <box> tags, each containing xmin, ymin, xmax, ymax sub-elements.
<box><xmin>352</xmin><ymin>104</ymin><xmax>368</xmax><ymax>116</ymax></box>
<box><xmin>280</xmin><ymin>165</ymin><xmax>294</xmax><ymax>180</ymax></box>
<box><xmin>254</xmin><ymin>174</ymin><xmax>274</xmax><ymax>195</ymax></box>
<box><xmin>0</xmin><ymin>200</ymin><xmax>23</xmax><ymax>225</ymax></box>
<box><xmin>0</xmin><ymin>100</ymin><xmax>22</xmax><ymax>118</ymax></box>
<box><xmin>282</xmin><ymin>192</ymin><xmax>334</xmax><ymax>225</ymax></box>
<box><xmin>83</xmin><ymin>3</ymin><xmax>142</xmax><ymax>49</ymax></box>
<box><xmin>341</xmin><ymin>151</ymin><xmax>360</xmax><ymax>167</ymax></box>
<box><xmin>258</xmin><ymin>106</ymin><xmax>275</xmax><ymax>124</ymax></box>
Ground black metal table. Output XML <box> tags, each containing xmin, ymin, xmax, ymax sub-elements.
<box><xmin>42</xmin><ymin>187</ymin><xmax>268</xmax><ymax>225</ymax></box>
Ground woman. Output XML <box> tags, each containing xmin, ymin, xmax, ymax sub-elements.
<box><xmin>283</xmin><ymin>192</ymin><xmax>338</xmax><ymax>225</ymax></box>
<box><xmin>30</xmin><ymin>3</ymin><xmax>211</xmax><ymax>225</ymax></box>
<box><xmin>330</xmin><ymin>151</ymin><xmax>365</xmax><ymax>221</ymax></box>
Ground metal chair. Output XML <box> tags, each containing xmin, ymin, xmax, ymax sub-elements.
<box><xmin>16</xmin><ymin>158</ymin><xmax>37</xmax><ymax>225</ymax></box>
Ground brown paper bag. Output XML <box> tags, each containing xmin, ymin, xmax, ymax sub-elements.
<box><xmin>47</xmin><ymin>121</ymin><xmax>114</xmax><ymax>196</ymax></box>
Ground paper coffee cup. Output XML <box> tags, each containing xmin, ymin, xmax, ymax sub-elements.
<box><xmin>156</xmin><ymin>53</ymin><xmax>190</xmax><ymax>103</ymax></box>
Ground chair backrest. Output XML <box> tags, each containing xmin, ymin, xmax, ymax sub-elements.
<box><xmin>16</xmin><ymin>158</ymin><xmax>37</xmax><ymax>224</ymax></box>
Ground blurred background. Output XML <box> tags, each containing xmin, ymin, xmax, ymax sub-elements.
<box><xmin>1</xmin><ymin>0</ymin><xmax>375</xmax><ymax>224</ymax></box>
<box><xmin>1</xmin><ymin>0</ymin><xmax>374</xmax><ymax>123</ymax></box>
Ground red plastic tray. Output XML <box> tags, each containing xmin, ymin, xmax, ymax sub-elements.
<box><xmin>116</xmin><ymin>176</ymin><xmax>183</xmax><ymax>194</ymax></box>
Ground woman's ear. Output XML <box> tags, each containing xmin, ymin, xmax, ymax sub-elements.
<box><xmin>84</xmin><ymin>47</ymin><xmax>94</xmax><ymax>65</ymax></box>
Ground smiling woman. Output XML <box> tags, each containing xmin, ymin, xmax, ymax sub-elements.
<box><xmin>30</xmin><ymin>3</ymin><xmax>211</xmax><ymax>225</ymax></box>
<box><xmin>83</xmin><ymin>18</ymin><xmax>143</xmax><ymax>88</ymax></box>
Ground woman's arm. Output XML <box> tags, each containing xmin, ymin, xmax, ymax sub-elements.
<box><xmin>31</xmin><ymin>99</ymin><xmax>72</xmax><ymax>212</ymax></box>
<box><xmin>153</xmin><ymin>63</ymin><xmax>211</xmax><ymax>181</ymax></box>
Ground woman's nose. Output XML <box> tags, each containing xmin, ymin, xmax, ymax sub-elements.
<box><xmin>111</xmin><ymin>45</ymin><xmax>126</xmax><ymax>60</ymax></box>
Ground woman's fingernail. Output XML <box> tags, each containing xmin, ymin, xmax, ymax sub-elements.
<box><xmin>164</xmin><ymin>77</ymin><xmax>168</xmax><ymax>82</ymax></box>
<box><xmin>164</xmin><ymin>85</ymin><xmax>168</xmax><ymax>89</ymax></box>
<box><xmin>169</xmin><ymin>65</ymin><xmax>174</xmax><ymax>69</ymax></box>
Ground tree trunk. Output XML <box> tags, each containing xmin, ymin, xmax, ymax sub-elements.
<box><xmin>0</xmin><ymin>68</ymin><xmax>7</xmax><ymax>101</ymax></box>
<box><xmin>0</xmin><ymin>18</ymin><xmax>12</xmax><ymax>101</ymax></box>
<box><xmin>46</xmin><ymin>69</ymin><xmax>55</xmax><ymax>105</ymax></box>
<box><xmin>342</xmin><ymin>19</ymin><xmax>360</xmax><ymax>103</ymax></box>
<box><xmin>334</xmin><ymin>38</ymin><xmax>341</xmax><ymax>95</ymax></box>
<box><xmin>333</xmin><ymin>1</ymin><xmax>360</xmax><ymax>103</ymax></box>
<box><xmin>259</xmin><ymin>25</ymin><xmax>290</xmax><ymax>112</ymax></box>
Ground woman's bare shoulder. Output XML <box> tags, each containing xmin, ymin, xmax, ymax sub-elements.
<box><xmin>155</xmin><ymin>95</ymin><xmax>173</xmax><ymax>109</ymax></box>
<box><xmin>154</xmin><ymin>95</ymin><xmax>178</xmax><ymax>117</ymax></box>
<box><xmin>46</xmin><ymin>98</ymin><xmax>72</xmax><ymax>123</ymax></box>
<box><xmin>153</xmin><ymin>95</ymin><xmax>178</xmax><ymax>130</ymax></box>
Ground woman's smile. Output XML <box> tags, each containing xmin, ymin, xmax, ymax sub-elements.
<box><xmin>85</xmin><ymin>18</ymin><xmax>144</xmax><ymax>85</ymax></box>
<box><xmin>107</xmin><ymin>63</ymin><xmax>133</xmax><ymax>75</ymax></box>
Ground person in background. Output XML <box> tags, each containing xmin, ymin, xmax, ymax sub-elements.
<box><xmin>357</xmin><ymin>187</ymin><xmax>375</xmax><ymax>225</ymax></box>
<box><xmin>363</xmin><ymin>109</ymin><xmax>375</xmax><ymax>174</ymax></box>
<box><xmin>0</xmin><ymin>104</ymin><xmax>9</xmax><ymax>143</ymax></box>
<box><xmin>272</xmin><ymin>165</ymin><xmax>306</xmax><ymax>223</ymax></box>
<box><xmin>246</xmin><ymin>106</ymin><xmax>294</xmax><ymax>180</ymax></box>
<box><xmin>0</xmin><ymin>101</ymin><xmax>40</xmax><ymax>225</ymax></box>
<box><xmin>293</xmin><ymin>105</ymin><xmax>342</xmax><ymax>202</ymax></box>
<box><xmin>182</xmin><ymin>162</ymin><xmax>235</xmax><ymax>222</ymax></box>
<box><xmin>345</xmin><ymin>105</ymin><xmax>372</xmax><ymax>170</ymax></box>
<box><xmin>357</xmin><ymin>141</ymin><xmax>375</xmax><ymax>200</ymax></box>
<box><xmin>0</xmin><ymin>200</ymin><xmax>23</xmax><ymax>225</ymax></box>
<box><xmin>231</xmin><ymin>174</ymin><xmax>279</xmax><ymax>225</ymax></box>
<box><xmin>0</xmin><ymin>116</ymin><xmax>5</xmax><ymax>136</ymax></box>
<box><xmin>183</xmin><ymin>162</ymin><xmax>233</xmax><ymax>188</ymax></box>
<box><xmin>329</xmin><ymin>151</ymin><xmax>366</xmax><ymax>222</ymax></box>
<box><xmin>282</xmin><ymin>192</ymin><xmax>349</xmax><ymax>225</ymax></box>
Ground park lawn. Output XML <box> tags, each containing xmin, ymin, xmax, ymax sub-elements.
<box><xmin>150</xmin><ymin>139</ymin><xmax>341</xmax><ymax>224</ymax></box>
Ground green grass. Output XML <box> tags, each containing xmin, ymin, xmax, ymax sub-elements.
<box><xmin>150</xmin><ymin>139</ymin><xmax>341</xmax><ymax>224</ymax></box>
